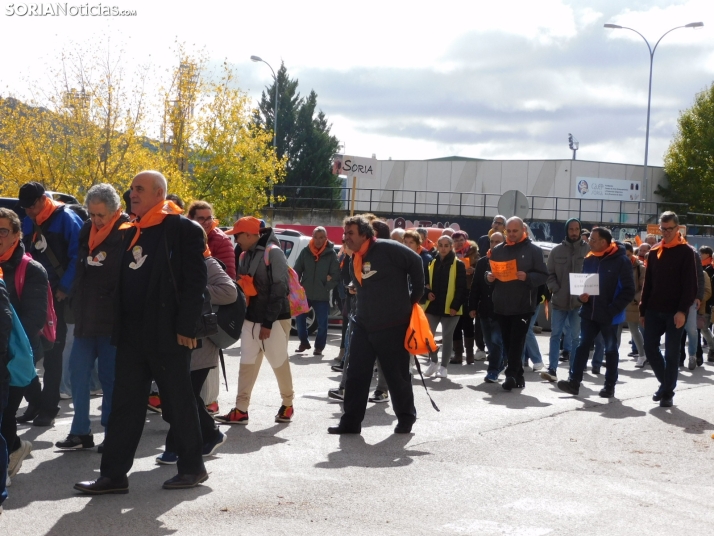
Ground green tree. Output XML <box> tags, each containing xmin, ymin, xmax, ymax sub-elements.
<box><xmin>255</xmin><ymin>64</ymin><xmax>341</xmax><ymax>209</ymax></box>
<box><xmin>659</xmin><ymin>82</ymin><xmax>714</xmax><ymax>214</ymax></box>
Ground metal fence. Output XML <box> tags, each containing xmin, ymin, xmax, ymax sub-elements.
<box><xmin>271</xmin><ymin>185</ymin><xmax>712</xmax><ymax>230</ymax></box>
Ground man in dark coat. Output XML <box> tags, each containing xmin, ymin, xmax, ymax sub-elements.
<box><xmin>75</xmin><ymin>170</ymin><xmax>208</xmax><ymax>494</ymax></box>
<box><xmin>557</xmin><ymin>228</ymin><xmax>635</xmax><ymax>398</ymax></box>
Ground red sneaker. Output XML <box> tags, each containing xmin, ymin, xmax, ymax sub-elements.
<box><xmin>205</xmin><ymin>402</ymin><xmax>219</xmax><ymax>415</ymax></box>
<box><xmin>214</xmin><ymin>408</ymin><xmax>249</xmax><ymax>425</ymax></box>
<box><xmin>147</xmin><ymin>394</ymin><xmax>162</xmax><ymax>414</ymax></box>
<box><xmin>275</xmin><ymin>405</ymin><xmax>294</xmax><ymax>423</ymax></box>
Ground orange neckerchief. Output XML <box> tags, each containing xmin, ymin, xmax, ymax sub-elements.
<box><xmin>586</xmin><ymin>242</ymin><xmax>618</xmax><ymax>258</ymax></box>
<box><xmin>209</xmin><ymin>219</ymin><xmax>220</xmax><ymax>233</ymax></box>
<box><xmin>416</xmin><ymin>245</ymin><xmax>424</xmax><ymax>254</ymax></box>
<box><xmin>630</xmin><ymin>255</ymin><xmax>639</xmax><ymax>267</ymax></box>
<box><xmin>651</xmin><ymin>232</ymin><xmax>688</xmax><ymax>259</ymax></box>
<box><xmin>204</xmin><ymin>245</ymin><xmax>211</xmax><ymax>258</ymax></box>
<box><xmin>35</xmin><ymin>196</ymin><xmax>64</xmax><ymax>226</ymax></box>
<box><xmin>0</xmin><ymin>266</ymin><xmax>3</xmax><ymax>279</ymax></box>
<box><xmin>352</xmin><ymin>237</ymin><xmax>376</xmax><ymax>285</ymax></box>
<box><xmin>126</xmin><ymin>200</ymin><xmax>183</xmax><ymax>250</ymax></box>
<box><xmin>308</xmin><ymin>239</ymin><xmax>327</xmax><ymax>262</ymax></box>
<box><xmin>702</xmin><ymin>257</ymin><xmax>711</xmax><ymax>267</ymax></box>
<box><xmin>424</xmin><ymin>238</ymin><xmax>435</xmax><ymax>251</ymax></box>
<box><xmin>505</xmin><ymin>234</ymin><xmax>527</xmax><ymax>246</ymax></box>
<box><xmin>0</xmin><ymin>238</ymin><xmax>20</xmax><ymax>264</ymax></box>
<box><xmin>88</xmin><ymin>209</ymin><xmax>123</xmax><ymax>253</ymax></box>
<box><xmin>237</xmin><ymin>275</ymin><xmax>258</xmax><ymax>305</ymax></box>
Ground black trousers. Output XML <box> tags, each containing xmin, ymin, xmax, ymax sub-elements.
<box><xmin>341</xmin><ymin>322</ymin><xmax>416</xmax><ymax>429</ymax></box>
<box><xmin>496</xmin><ymin>313</ymin><xmax>533</xmax><ymax>379</ymax></box>
<box><xmin>165</xmin><ymin>367</ymin><xmax>218</xmax><ymax>453</ymax></box>
<box><xmin>100</xmin><ymin>329</ymin><xmax>205</xmax><ymax>479</ymax></box>
<box><xmin>25</xmin><ymin>301</ymin><xmax>68</xmax><ymax>417</ymax></box>
<box><xmin>1</xmin><ymin>386</ymin><xmax>25</xmax><ymax>453</ymax></box>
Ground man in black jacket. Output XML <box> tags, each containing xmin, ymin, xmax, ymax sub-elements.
<box><xmin>486</xmin><ymin>217</ymin><xmax>548</xmax><ymax>391</ymax></box>
<box><xmin>557</xmin><ymin>228</ymin><xmax>635</xmax><ymax>398</ymax></box>
<box><xmin>469</xmin><ymin>231</ymin><xmax>506</xmax><ymax>383</ymax></box>
<box><xmin>328</xmin><ymin>215</ymin><xmax>424</xmax><ymax>435</ymax></box>
<box><xmin>75</xmin><ymin>171</ymin><xmax>208</xmax><ymax>494</ymax></box>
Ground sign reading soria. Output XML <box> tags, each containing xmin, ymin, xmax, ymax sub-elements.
<box><xmin>332</xmin><ymin>155</ymin><xmax>377</xmax><ymax>179</ymax></box>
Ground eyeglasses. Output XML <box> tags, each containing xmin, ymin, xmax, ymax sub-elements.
<box><xmin>195</xmin><ymin>216</ymin><xmax>214</xmax><ymax>223</ymax></box>
<box><xmin>0</xmin><ymin>228</ymin><xmax>12</xmax><ymax>237</ymax></box>
<box><xmin>492</xmin><ymin>220</ymin><xmax>505</xmax><ymax>226</ymax></box>
<box><xmin>660</xmin><ymin>225</ymin><xmax>677</xmax><ymax>232</ymax></box>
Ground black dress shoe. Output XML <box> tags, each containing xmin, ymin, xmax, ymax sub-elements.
<box><xmin>327</xmin><ymin>424</ymin><xmax>361</xmax><ymax>435</ymax></box>
<box><xmin>502</xmin><ymin>376</ymin><xmax>516</xmax><ymax>391</ymax></box>
<box><xmin>96</xmin><ymin>441</ymin><xmax>104</xmax><ymax>454</ymax></box>
<box><xmin>557</xmin><ymin>380</ymin><xmax>580</xmax><ymax>395</ymax></box>
<box><xmin>394</xmin><ymin>422</ymin><xmax>413</xmax><ymax>434</ymax></box>
<box><xmin>33</xmin><ymin>413</ymin><xmax>56</xmax><ymax>427</ymax></box>
<box><xmin>163</xmin><ymin>472</ymin><xmax>208</xmax><ymax>490</ymax></box>
<box><xmin>599</xmin><ymin>386</ymin><xmax>615</xmax><ymax>398</ymax></box>
<box><xmin>74</xmin><ymin>476</ymin><xmax>129</xmax><ymax>495</ymax></box>
<box><xmin>16</xmin><ymin>405</ymin><xmax>40</xmax><ymax>424</ymax></box>
<box><xmin>652</xmin><ymin>391</ymin><xmax>663</xmax><ymax>402</ymax></box>
<box><xmin>659</xmin><ymin>397</ymin><xmax>674</xmax><ymax>408</ymax></box>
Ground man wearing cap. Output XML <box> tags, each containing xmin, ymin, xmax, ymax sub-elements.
<box><xmin>541</xmin><ymin>218</ymin><xmax>589</xmax><ymax>383</ymax></box>
<box><xmin>215</xmin><ymin>217</ymin><xmax>295</xmax><ymax>425</ymax></box>
<box><xmin>75</xmin><ymin>170</ymin><xmax>208</xmax><ymax>494</ymax></box>
<box><xmin>477</xmin><ymin>215</ymin><xmax>507</xmax><ymax>257</ymax></box>
<box><xmin>17</xmin><ymin>181</ymin><xmax>83</xmax><ymax>427</ymax></box>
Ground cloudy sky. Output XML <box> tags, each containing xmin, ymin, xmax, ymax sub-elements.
<box><xmin>1</xmin><ymin>0</ymin><xmax>712</xmax><ymax>167</ymax></box>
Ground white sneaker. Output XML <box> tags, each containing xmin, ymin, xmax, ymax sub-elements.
<box><xmin>59</xmin><ymin>392</ymin><xmax>72</xmax><ymax>400</ymax></box>
<box><xmin>90</xmin><ymin>389</ymin><xmax>103</xmax><ymax>396</ymax></box>
<box><xmin>6</xmin><ymin>474</ymin><xmax>10</xmax><ymax>487</ymax></box>
<box><xmin>436</xmin><ymin>366</ymin><xmax>448</xmax><ymax>379</ymax></box>
<box><xmin>688</xmin><ymin>356</ymin><xmax>696</xmax><ymax>370</ymax></box>
<box><xmin>635</xmin><ymin>354</ymin><xmax>648</xmax><ymax>368</ymax></box>
<box><xmin>532</xmin><ymin>362</ymin><xmax>544</xmax><ymax>372</ymax></box>
<box><xmin>474</xmin><ymin>349</ymin><xmax>487</xmax><ymax>361</ymax></box>
<box><xmin>424</xmin><ymin>362</ymin><xmax>440</xmax><ymax>377</ymax></box>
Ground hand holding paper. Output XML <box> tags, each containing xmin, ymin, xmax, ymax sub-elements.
<box><xmin>570</xmin><ymin>273</ymin><xmax>599</xmax><ymax>296</ymax></box>
<box><xmin>489</xmin><ymin>259</ymin><xmax>518</xmax><ymax>282</ymax></box>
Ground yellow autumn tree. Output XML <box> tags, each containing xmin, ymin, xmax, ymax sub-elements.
<box><xmin>0</xmin><ymin>39</ymin><xmax>180</xmax><ymax>200</ymax></box>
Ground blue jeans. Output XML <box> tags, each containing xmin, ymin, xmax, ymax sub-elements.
<box><xmin>684</xmin><ymin>303</ymin><xmax>698</xmax><ymax>357</ymax></box>
<box><xmin>522</xmin><ymin>304</ymin><xmax>543</xmax><ymax>365</ymax></box>
<box><xmin>644</xmin><ymin>309</ymin><xmax>684</xmax><ymax>399</ymax></box>
<box><xmin>591</xmin><ymin>334</ymin><xmax>605</xmax><ymax>369</ymax></box>
<box><xmin>549</xmin><ymin>308</ymin><xmax>580</xmax><ymax>371</ymax></box>
<box><xmin>0</xmin><ymin>380</ymin><xmax>9</xmax><ymax>506</ymax></box>
<box><xmin>296</xmin><ymin>299</ymin><xmax>330</xmax><ymax>350</ymax></box>
<box><xmin>60</xmin><ymin>324</ymin><xmax>101</xmax><ymax>396</ymax></box>
<box><xmin>69</xmin><ymin>336</ymin><xmax>117</xmax><ymax>436</ymax></box>
<box><xmin>571</xmin><ymin>316</ymin><xmax>620</xmax><ymax>387</ymax></box>
<box><xmin>480</xmin><ymin>316</ymin><xmax>505</xmax><ymax>374</ymax></box>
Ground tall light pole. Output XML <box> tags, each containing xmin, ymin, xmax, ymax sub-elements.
<box><xmin>604</xmin><ymin>21</ymin><xmax>703</xmax><ymax>204</ymax></box>
<box><xmin>251</xmin><ymin>55</ymin><xmax>279</xmax><ymax>207</ymax></box>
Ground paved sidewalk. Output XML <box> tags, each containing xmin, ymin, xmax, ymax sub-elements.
<box><xmin>2</xmin><ymin>329</ymin><xmax>713</xmax><ymax>535</ymax></box>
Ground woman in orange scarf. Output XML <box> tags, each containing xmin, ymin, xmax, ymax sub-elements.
<box><xmin>55</xmin><ymin>184</ymin><xmax>130</xmax><ymax>452</ymax></box>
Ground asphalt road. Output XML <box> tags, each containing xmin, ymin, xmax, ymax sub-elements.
<box><xmin>2</xmin><ymin>328</ymin><xmax>714</xmax><ymax>535</ymax></box>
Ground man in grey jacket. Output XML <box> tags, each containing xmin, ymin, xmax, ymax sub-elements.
<box><xmin>293</xmin><ymin>227</ymin><xmax>340</xmax><ymax>356</ymax></box>
<box><xmin>486</xmin><ymin>217</ymin><xmax>548</xmax><ymax>391</ymax></box>
<box><xmin>542</xmin><ymin>218</ymin><xmax>589</xmax><ymax>383</ymax></box>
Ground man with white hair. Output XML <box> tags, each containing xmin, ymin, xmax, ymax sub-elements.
<box><xmin>75</xmin><ymin>170</ymin><xmax>209</xmax><ymax>494</ymax></box>
<box><xmin>293</xmin><ymin>226</ymin><xmax>340</xmax><ymax>355</ymax></box>
<box><xmin>390</xmin><ymin>228</ymin><xmax>406</xmax><ymax>243</ymax></box>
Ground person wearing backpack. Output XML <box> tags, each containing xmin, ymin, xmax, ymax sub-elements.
<box><xmin>17</xmin><ymin>182</ymin><xmax>83</xmax><ymax>427</ymax></box>
<box><xmin>0</xmin><ymin>208</ymin><xmax>48</xmax><ymax>487</ymax></box>
<box><xmin>216</xmin><ymin>217</ymin><xmax>295</xmax><ymax>425</ymax></box>
<box><xmin>0</xmin><ymin>270</ymin><xmax>14</xmax><ymax>513</ymax></box>
<box><xmin>54</xmin><ymin>185</ymin><xmax>129</xmax><ymax>452</ymax></box>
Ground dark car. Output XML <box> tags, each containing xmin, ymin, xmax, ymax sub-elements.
<box><xmin>0</xmin><ymin>191</ymin><xmax>80</xmax><ymax>220</ymax></box>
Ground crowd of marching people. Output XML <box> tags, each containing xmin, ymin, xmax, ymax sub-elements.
<box><xmin>0</xmin><ymin>171</ymin><xmax>709</xmax><ymax>509</ymax></box>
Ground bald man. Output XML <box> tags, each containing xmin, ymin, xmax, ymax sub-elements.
<box><xmin>486</xmin><ymin>218</ymin><xmax>548</xmax><ymax>391</ymax></box>
<box><xmin>75</xmin><ymin>171</ymin><xmax>209</xmax><ymax>494</ymax></box>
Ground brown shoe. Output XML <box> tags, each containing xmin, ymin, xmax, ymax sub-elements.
<box><xmin>296</xmin><ymin>343</ymin><xmax>311</xmax><ymax>352</ymax></box>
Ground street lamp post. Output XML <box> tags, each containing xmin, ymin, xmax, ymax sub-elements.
<box><xmin>251</xmin><ymin>55</ymin><xmax>279</xmax><ymax>207</ymax></box>
<box><xmin>604</xmin><ymin>21</ymin><xmax>703</xmax><ymax>210</ymax></box>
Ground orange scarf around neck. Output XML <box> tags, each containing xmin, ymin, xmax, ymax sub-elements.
<box><xmin>651</xmin><ymin>232</ymin><xmax>688</xmax><ymax>259</ymax></box>
<box><xmin>352</xmin><ymin>237</ymin><xmax>376</xmax><ymax>285</ymax></box>
<box><xmin>586</xmin><ymin>242</ymin><xmax>618</xmax><ymax>258</ymax></box>
<box><xmin>505</xmin><ymin>234</ymin><xmax>527</xmax><ymax>246</ymax></box>
<box><xmin>0</xmin><ymin>238</ymin><xmax>20</xmax><ymax>264</ymax></box>
<box><xmin>127</xmin><ymin>200</ymin><xmax>183</xmax><ymax>250</ymax></box>
<box><xmin>88</xmin><ymin>210</ymin><xmax>124</xmax><ymax>253</ymax></box>
<box><xmin>35</xmin><ymin>196</ymin><xmax>64</xmax><ymax>226</ymax></box>
<box><xmin>209</xmin><ymin>219</ymin><xmax>220</xmax><ymax>233</ymax></box>
<box><xmin>308</xmin><ymin>239</ymin><xmax>327</xmax><ymax>261</ymax></box>
<box><xmin>702</xmin><ymin>257</ymin><xmax>711</xmax><ymax>267</ymax></box>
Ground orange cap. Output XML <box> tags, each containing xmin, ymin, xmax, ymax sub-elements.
<box><xmin>225</xmin><ymin>216</ymin><xmax>261</xmax><ymax>236</ymax></box>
